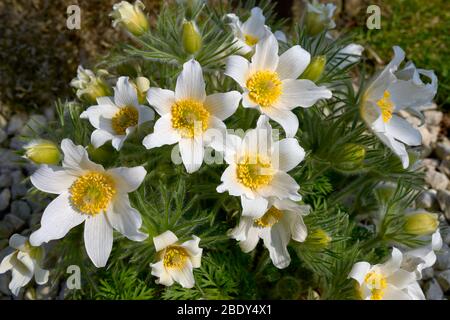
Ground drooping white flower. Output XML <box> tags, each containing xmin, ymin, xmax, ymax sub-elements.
<box><xmin>361</xmin><ymin>46</ymin><xmax>436</xmax><ymax>168</ymax></box>
<box><xmin>305</xmin><ymin>0</ymin><xmax>336</xmax><ymax>34</ymax></box>
<box><xmin>217</xmin><ymin>115</ymin><xmax>305</xmax><ymax>218</ymax></box>
<box><xmin>29</xmin><ymin>139</ymin><xmax>148</xmax><ymax>268</ymax></box>
<box><xmin>226</xmin><ymin>7</ymin><xmax>272</xmax><ymax>55</ymax></box>
<box><xmin>349</xmin><ymin>247</ymin><xmax>424</xmax><ymax>300</ymax></box>
<box><xmin>143</xmin><ymin>59</ymin><xmax>241</xmax><ymax>173</ymax></box>
<box><xmin>110</xmin><ymin>0</ymin><xmax>149</xmax><ymax>36</ymax></box>
<box><xmin>225</xmin><ymin>33</ymin><xmax>332</xmax><ymax>137</ymax></box>
<box><xmin>150</xmin><ymin>231</ymin><xmax>202</xmax><ymax>288</ymax></box>
<box><xmin>81</xmin><ymin>76</ymin><xmax>155</xmax><ymax>151</ymax></box>
<box><xmin>70</xmin><ymin>65</ymin><xmax>112</xmax><ymax>104</ymax></box>
<box><xmin>0</xmin><ymin>234</ymin><xmax>49</xmax><ymax>296</ymax></box>
<box><xmin>401</xmin><ymin>230</ymin><xmax>443</xmax><ymax>279</ymax></box>
<box><xmin>229</xmin><ymin>199</ymin><xmax>309</xmax><ymax>269</ymax></box>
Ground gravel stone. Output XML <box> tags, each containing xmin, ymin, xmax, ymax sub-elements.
<box><xmin>0</xmin><ymin>129</ymin><xmax>6</xmax><ymax>144</ymax></box>
<box><xmin>437</xmin><ymin>190</ymin><xmax>450</xmax><ymax>221</ymax></box>
<box><xmin>424</xmin><ymin>279</ymin><xmax>444</xmax><ymax>300</ymax></box>
<box><xmin>2</xmin><ymin>214</ymin><xmax>25</xmax><ymax>232</ymax></box>
<box><xmin>10</xmin><ymin>201</ymin><xmax>31</xmax><ymax>221</ymax></box>
<box><xmin>0</xmin><ymin>189</ymin><xmax>11</xmax><ymax>212</ymax></box>
<box><xmin>6</xmin><ymin>114</ymin><xmax>27</xmax><ymax>136</ymax></box>
<box><xmin>0</xmin><ymin>172</ymin><xmax>12</xmax><ymax>188</ymax></box>
<box><xmin>425</xmin><ymin>169</ymin><xmax>449</xmax><ymax>191</ymax></box>
<box><xmin>415</xmin><ymin>189</ymin><xmax>439</xmax><ymax>210</ymax></box>
<box><xmin>436</xmin><ymin>270</ymin><xmax>450</xmax><ymax>292</ymax></box>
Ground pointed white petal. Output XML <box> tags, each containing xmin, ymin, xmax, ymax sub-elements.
<box><xmin>179</xmin><ymin>137</ymin><xmax>205</xmax><ymax>173</ymax></box>
<box><xmin>262</xmin><ymin>107</ymin><xmax>299</xmax><ymax>138</ymax></box>
<box><xmin>180</xmin><ymin>236</ymin><xmax>202</xmax><ymax>268</ymax></box>
<box><xmin>375</xmin><ymin>132</ymin><xmax>409</xmax><ymax>169</ymax></box>
<box><xmin>229</xmin><ymin>217</ymin><xmax>254</xmax><ymax>241</ymax></box>
<box><xmin>204</xmin><ymin>91</ymin><xmax>241</xmax><ymax>120</ymax></box>
<box><xmin>175</xmin><ymin>59</ymin><xmax>206</xmax><ymax>101</ymax></box>
<box><xmin>9</xmin><ymin>267</ymin><xmax>32</xmax><ymax>296</ymax></box>
<box><xmin>380</xmin><ymin>247</ymin><xmax>403</xmax><ymax>276</ymax></box>
<box><xmin>241</xmin><ymin>196</ymin><xmax>269</xmax><ymax>218</ymax></box>
<box><xmin>241</xmin><ymin>7</ymin><xmax>266</xmax><ymax>39</ymax></box>
<box><xmin>263</xmin><ymin>223</ymin><xmax>291</xmax><ymax>269</ymax></box>
<box><xmin>31</xmin><ymin>165</ymin><xmax>77</xmax><ymax>194</ymax></box>
<box><xmin>387</xmin><ymin>269</ymin><xmax>416</xmax><ymax>290</ymax></box>
<box><xmin>276</xmin><ymin>45</ymin><xmax>311</xmax><ymax>80</ymax></box>
<box><xmin>114</xmin><ymin>76</ymin><xmax>139</xmax><ymax>107</ymax></box>
<box><xmin>225</xmin><ymin>55</ymin><xmax>250</xmax><ymax>87</ymax></box>
<box><xmin>107</xmin><ymin>166</ymin><xmax>146</xmax><ymax>193</ymax></box>
<box><xmin>91</xmin><ymin>129</ymin><xmax>114</xmax><ymax>148</ymax></box>
<box><xmin>34</xmin><ymin>264</ymin><xmax>50</xmax><ymax>285</ymax></box>
<box><xmin>383</xmin><ymin>284</ymin><xmax>412</xmax><ymax>300</ymax></box>
<box><xmin>348</xmin><ymin>262</ymin><xmax>371</xmax><ymax>285</ymax></box>
<box><xmin>153</xmin><ymin>231</ymin><xmax>178</xmax><ymax>252</ymax></box>
<box><xmin>29</xmin><ymin>193</ymin><xmax>86</xmax><ymax>246</ymax></box>
<box><xmin>84</xmin><ymin>213</ymin><xmax>113</xmax><ymax>268</ymax></box>
<box><xmin>385</xmin><ymin>115</ymin><xmax>421</xmax><ymax>146</ymax></box>
<box><xmin>80</xmin><ymin>105</ymin><xmax>118</xmax><ymax>128</ymax></box>
<box><xmin>0</xmin><ymin>252</ymin><xmax>15</xmax><ymax>274</ymax></box>
<box><xmin>147</xmin><ymin>88</ymin><xmax>175</xmax><ymax>115</ymax></box>
<box><xmin>169</xmin><ymin>260</ymin><xmax>195</xmax><ymax>288</ymax></box>
<box><xmin>151</xmin><ymin>260</ymin><xmax>174</xmax><ymax>286</ymax></box>
<box><xmin>258</xmin><ymin>171</ymin><xmax>301</xmax><ymax>201</ymax></box>
<box><xmin>272</xmin><ymin>138</ymin><xmax>305</xmax><ymax>172</ymax></box>
<box><xmin>216</xmin><ymin>164</ymin><xmax>250</xmax><ymax>196</ymax></box>
<box><xmin>107</xmin><ymin>194</ymin><xmax>147</xmax><ymax>241</ymax></box>
<box><xmin>61</xmin><ymin>139</ymin><xmax>104</xmax><ymax>172</ymax></box>
<box><xmin>142</xmin><ymin>115</ymin><xmax>181</xmax><ymax>149</ymax></box>
<box><xmin>285</xmin><ymin>212</ymin><xmax>308</xmax><ymax>242</ymax></box>
<box><xmin>138</xmin><ymin>105</ymin><xmax>155</xmax><ymax>125</ymax></box>
<box><xmin>275</xmin><ymin>79</ymin><xmax>332</xmax><ymax>110</ymax></box>
<box><xmin>250</xmin><ymin>33</ymin><xmax>279</xmax><ymax>72</ymax></box>
<box><xmin>239</xmin><ymin>226</ymin><xmax>260</xmax><ymax>253</ymax></box>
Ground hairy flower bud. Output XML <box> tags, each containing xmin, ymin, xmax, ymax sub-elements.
<box><xmin>404</xmin><ymin>212</ymin><xmax>439</xmax><ymax>236</ymax></box>
<box><xmin>24</xmin><ymin>139</ymin><xmax>61</xmax><ymax>165</ymax></box>
<box><xmin>305</xmin><ymin>229</ymin><xmax>331</xmax><ymax>248</ymax></box>
<box><xmin>70</xmin><ymin>66</ymin><xmax>112</xmax><ymax>104</ymax></box>
<box><xmin>182</xmin><ymin>20</ymin><xmax>202</xmax><ymax>54</ymax></box>
<box><xmin>300</xmin><ymin>55</ymin><xmax>326</xmax><ymax>82</ymax></box>
<box><xmin>334</xmin><ymin>143</ymin><xmax>366</xmax><ymax>172</ymax></box>
<box><xmin>110</xmin><ymin>0</ymin><xmax>149</xmax><ymax>36</ymax></box>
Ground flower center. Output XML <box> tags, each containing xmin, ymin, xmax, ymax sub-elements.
<box><xmin>171</xmin><ymin>99</ymin><xmax>210</xmax><ymax>138</ymax></box>
<box><xmin>376</xmin><ymin>91</ymin><xmax>394</xmax><ymax>123</ymax></box>
<box><xmin>111</xmin><ymin>106</ymin><xmax>139</xmax><ymax>135</ymax></box>
<box><xmin>69</xmin><ymin>172</ymin><xmax>116</xmax><ymax>215</ymax></box>
<box><xmin>244</xmin><ymin>34</ymin><xmax>259</xmax><ymax>46</ymax></box>
<box><xmin>246</xmin><ymin>70</ymin><xmax>282</xmax><ymax>107</ymax></box>
<box><xmin>254</xmin><ymin>206</ymin><xmax>283</xmax><ymax>228</ymax></box>
<box><xmin>163</xmin><ymin>246</ymin><xmax>189</xmax><ymax>269</ymax></box>
<box><xmin>364</xmin><ymin>271</ymin><xmax>387</xmax><ymax>300</ymax></box>
<box><xmin>236</xmin><ymin>155</ymin><xmax>273</xmax><ymax>190</ymax></box>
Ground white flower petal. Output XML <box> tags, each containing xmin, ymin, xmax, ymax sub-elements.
<box><xmin>9</xmin><ymin>267</ymin><xmax>33</xmax><ymax>296</ymax></box>
<box><xmin>153</xmin><ymin>230</ymin><xmax>178</xmax><ymax>252</ymax></box>
<box><xmin>107</xmin><ymin>194</ymin><xmax>147</xmax><ymax>241</ymax></box>
<box><xmin>9</xmin><ymin>234</ymin><xmax>27</xmax><ymax>251</ymax></box>
<box><xmin>383</xmin><ymin>284</ymin><xmax>412</xmax><ymax>300</ymax></box>
<box><xmin>242</xmin><ymin>91</ymin><xmax>258</xmax><ymax>109</ymax></box>
<box><xmin>107</xmin><ymin>166</ymin><xmax>146</xmax><ymax>193</ymax></box>
<box><xmin>380</xmin><ymin>247</ymin><xmax>403</xmax><ymax>276</ymax></box>
<box><xmin>61</xmin><ymin>139</ymin><xmax>104</xmax><ymax>172</ymax></box>
<box><xmin>260</xmin><ymin>171</ymin><xmax>301</xmax><ymax>201</ymax></box>
<box><xmin>83</xmin><ymin>213</ymin><xmax>113</xmax><ymax>268</ymax></box>
<box><xmin>375</xmin><ymin>132</ymin><xmax>409</xmax><ymax>169</ymax></box>
<box><xmin>276</xmin><ymin>45</ymin><xmax>311</xmax><ymax>80</ymax></box>
<box><xmin>275</xmin><ymin>79</ymin><xmax>332</xmax><ymax>110</ymax></box>
<box><xmin>272</xmin><ymin>138</ymin><xmax>305</xmax><ymax>172</ymax></box>
<box><xmin>229</xmin><ymin>216</ymin><xmax>254</xmax><ymax>241</ymax></box>
<box><xmin>111</xmin><ymin>135</ymin><xmax>127</xmax><ymax>151</ymax></box>
<box><xmin>114</xmin><ymin>76</ymin><xmax>139</xmax><ymax>107</ymax></box>
<box><xmin>387</xmin><ymin>269</ymin><xmax>416</xmax><ymax>290</ymax></box>
<box><xmin>80</xmin><ymin>105</ymin><xmax>118</xmax><ymax>128</ymax></box>
<box><xmin>241</xmin><ymin>7</ymin><xmax>266</xmax><ymax>38</ymax></box>
<box><xmin>180</xmin><ymin>236</ymin><xmax>203</xmax><ymax>268</ymax></box>
<box><xmin>262</xmin><ymin>107</ymin><xmax>299</xmax><ymax>138</ymax></box>
<box><xmin>285</xmin><ymin>212</ymin><xmax>308</xmax><ymax>242</ymax></box>
<box><xmin>30</xmin><ymin>165</ymin><xmax>76</xmax><ymax>194</ymax></box>
<box><xmin>385</xmin><ymin>115</ymin><xmax>421</xmax><ymax>146</ymax></box>
<box><xmin>216</xmin><ymin>165</ymin><xmax>250</xmax><ymax>196</ymax></box>
<box><xmin>142</xmin><ymin>114</ymin><xmax>181</xmax><ymax>149</ymax></box>
<box><xmin>204</xmin><ymin>91</ymin><xmax>241</xmax><ymax>120</ymax></box>
<box><xmin>250</xmin><ymin>33</ymin><xmax>279</xmax><ymax>72</ymax></box>
<box><xmin>0</xmin><ymin>252</ymin><xmax>15</xmax><ymax>274</ymax></box>
<box><xmin>147</xmin><ymin>88</ymin><xmax>175</xmax><ymax>115</ymax></box>
<box><xmin>151</xmin><ymin>260</ymin><xmax>174</xmax><ymax>286</ymax></box>
<box><xmin>348</xmin><ymin>261</ymin><xmax>371</xmax><ymax>285</ymax></box>
<box><xmin>263</xmin><ymin>223</ymin><xmax>291</xmax><ymax>269</ymax></box>
<box><xmin>225</xmin><ymin>55</ymin><xmax>250</xmax><ymax>87</ymax></box>
<box><xmin>239</xmin><ymin>226</ymin><xmax>260</xmax><ymax>253</ymax></box>
<box><xmin>170</xmin><ymin>260</ymin><xmax>195</xmax><ymax>288</ymax></box>
<box><xmin>241</xmin><ymin>196</ymin><xmax>269</xmax><ymax>218</ymax></box>
<box><xmin>91</xmin><ymin>129</ymin><xmax>114</xmax><ymax>148</ymax></box>
<box><xmin>96</xmin><ymin>96</ymin><xmax>116</xmax><ymax>107</ymax></box>
<box><xmin>179</xmin><ymin>137</ymin><xmax>205</xmax><ymax>173</ymax></box>
<box><xmin>138</xmin><ymin>105</ymin><xmax>155</xmax><ymax>125</ymax></box>
<box><xmin>29</xmin><ymin>193</ymin><xmax>86</xmax><ymax>246</ymax></box>
<box><xmin>175</xmin><ymin>59</ymin><xmax>206</xmax><ymax>101</ymax></box>
<box><xmin>34</xmin><ymin>264</ymin><xmax>50</xmax><ymax>285</ymax></box>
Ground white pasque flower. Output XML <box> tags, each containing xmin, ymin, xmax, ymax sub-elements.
<box><xmin>0</xmin><ymin>234</ymin><xmax>49</xmax><ymax>296</ymax></box>
<box><xmin>142</xmin><ymin>59</ymin><xmax>241</xmax><ymax>173</ymax></box>
<box><xmin>110</xmin><ymin>0</ymin><xmax>149</xmax><ymax>36</ymax></box>
<box><xmin>305</xmin><ymin>0</ymin><xmax>337</xmax><ymax>30</ymax></box>
<box><xmin>81</xmin><ymin>76</ymin><xmax>155</xmax><ymax>151</ymax></box>
<box><xmin>29</xmin><ymin>139</ymin><xmax>148</xmax><ymax>268</ymax></box>
<box><xmin>70</xmin><ymin>65</ymin><xmax>111</xmax><ymax>103</ymax></box>
<box><xmin>225</xmin><ymin>33</ymin><xmax>332</xmax><ymax>137</ymax></box>
<box><xmin>349</xmin><ymin>247</ymin><xmax>424</xmax><ymax>300</ymax></box>
<box><xmin>361</xmin><ymin>46</ymin><xmax>435</xmax><ymax>168</ymax></box>
<box><xmin>401</xmin><ymin>230</ymin><xmax>443</xmax><ymax>279</ymax></box>
<box><xmin>217</xmin><ymin>115</ymin><xmax>305</xmax><ymax>218</ymax></box>
<box><xmin>226</xmin><ymin>7</ymin><xmax>272</xmax><ymax>55</ymax></box>
<box><xmin>229</xmin><ymin>199</ymin><xmax>309</xmax><ymax>269</ymax></box>
<box><xmin>150</xmin><ymin>231</ymin><xmax>202</xmax><ymax>288</ymax></box>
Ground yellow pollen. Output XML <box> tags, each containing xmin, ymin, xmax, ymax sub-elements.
<box><xmin>171</xmin><ymin>99</ymin><xmax>210</xmax><ymax>138</ymax></box>
<box><xmin>246</xmin><ymin>70</ymin><xmax>282</xmax><ymax>107</ymax></box>
<box><xmin>111</xmin><ymin>106</ymin><xmax>139</xmax><ymax>135</ymax></box>
<box><xmin>236</xmin><ymin>155</ymin><xmax>273</xmax><ymax>190</ymax></box>
<box><xmin>376</xmin><ymin>91</ymin><xmax>394</xmax><ymax>123</ymax></box>
<box><xmin>254</xmin><ymin>206</ymin><xmax>284</xmax><ymax>228</ymax></box>
<box><xmin>163</xmin><ymin>246</ymin><xmax>189</xmax><ymax>269</ymax></box>
<box><xmin>244</xmin><ymin>34</ymin><xmax>259</xmax><ymax>46</ymax></box>
<box><xmin>364</xmin><ymin>271</ymin><xmax>387</xmax><ymax>300</ymax></box>
<box><xmin>69</xmin><ymin>172</ymin><xmax>116</xmax><ymax>215</ymax></box>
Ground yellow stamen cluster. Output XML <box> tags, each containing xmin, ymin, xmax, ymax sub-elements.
<box><xmin>69</xmin><ymin>172</ymin><xmax>116</xmax><ymax>215</ymax></box>
<box><xmin>244</xmin><ymin>34</ymin><xmax>259</xmax><ymax>46</ymax></box>
<box><xmin>111</xmin><ymin>106</ymin><xmax>139</xmax><ymax>135</ymax></box>
<box><xmin>364</xmin><ymin>271</ymin><xmax>387</xmax><ymax>300</ymax></box>
<box><xmin>254</xmin><ymin>206</ymin><xmax>283</xmax><ymax>228</ymax></box>
<box><xmin>163</xmin><ymin>246</ymin><xmax>189</xmax><ymax>269</ymax></box>
<box><xmin>171</xmin><ymin>99</ymin><xmax>210</xmax><ymax>138</ymax></box>
<box><xmin>236</xmin><ymin>155</ymin><xmax>273</xmax><ymax>190</ymax></box>
<box><xmin>246</xmin><ymin>70</ymin><xmax>282</xmax><ymax>107</ymax></box>
<box><xmin>376</xmin><ymin>91</ymin><xmax>394</xmax><ymax>123</ymax></box>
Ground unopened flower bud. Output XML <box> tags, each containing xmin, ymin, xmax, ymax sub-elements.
<box><xmin>131</xmin><ymin>76</ymin><xmax>150</xmax><ymax>104</ymax></box>
<box><xmin>24</xmin><ymin>139</ymin><xmax>61</xmax><ymax>165</ymax></box>
<box><xmin>300</xmin><ymin>55</ymin><xmax>326</xmax><ymax>82</ymax></box>
<box><xmin>306</xmin><ymin>229</ymin><xmax>331</xmax><ymax>248</ymax></box>
<box><xmin>182</xmin><ymin>20</ymin><xmax>202</xmax><ymax>54</ymax></box>
<box><xmin>110</xmin><ymin>0</ymin><xmax>149</xmax><ymax>36</ymax></box>
<box><xmin>70</xmin><ymin>66</ymin><xmax>112</xmax><ymax>104</ymax></box>
<box><xmin>304</xmin><ymin>1</ymin><xmax>336</xmax><ymax>36</ymax></box>
<box><xmin>334</xmin><ymin>143</ymin><xmax>366</xmax><ymax>172</ymax></box>
<box><xmin>404</xmin><ymin>212</ymin><xmax>439</xmax><ymax>236</ymax></box>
